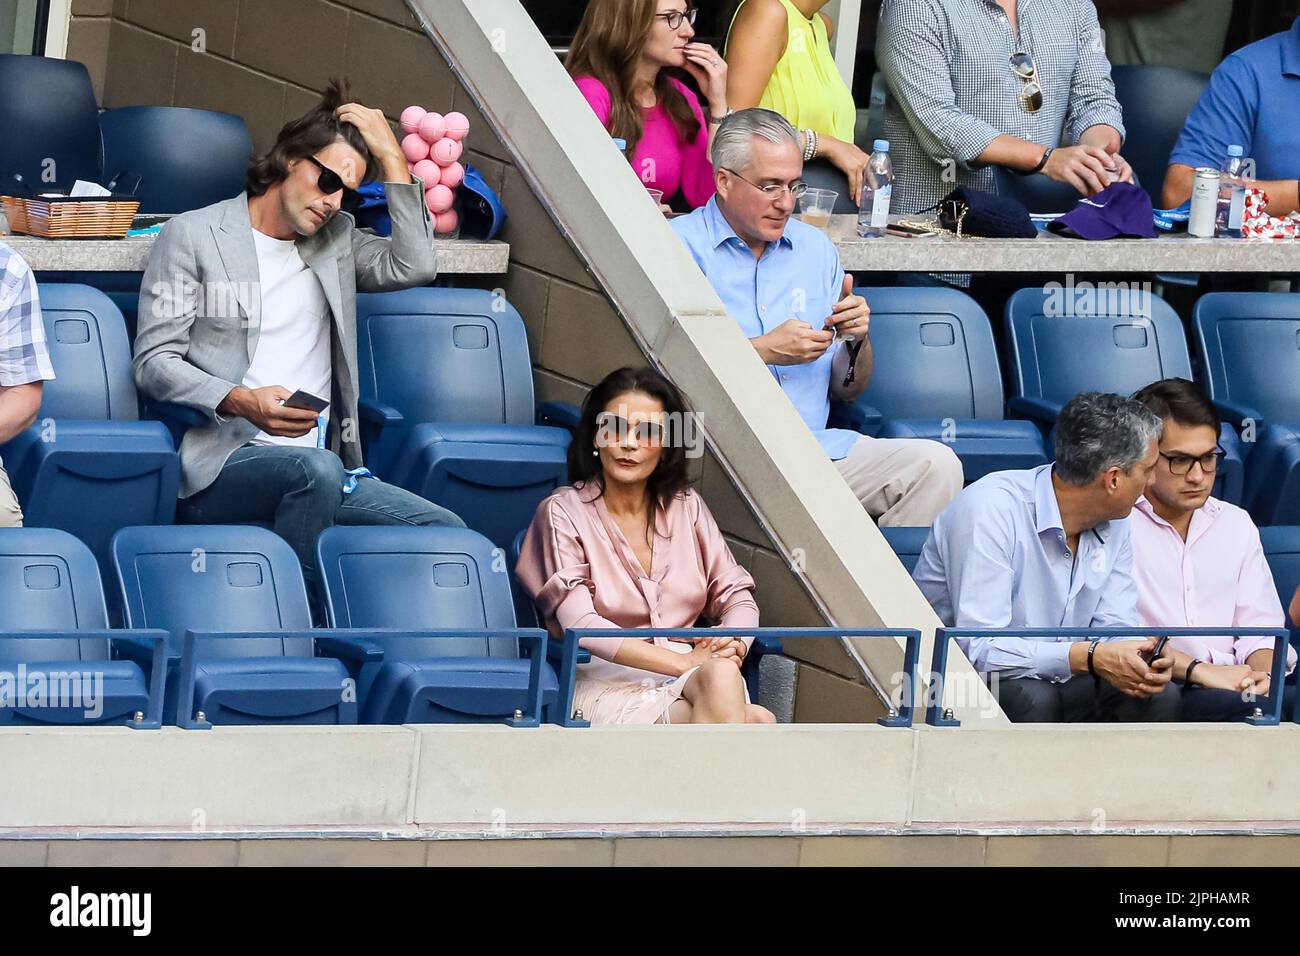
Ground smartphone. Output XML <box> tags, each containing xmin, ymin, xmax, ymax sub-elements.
<box><xmin>1140</xmin><ymin>635</ymin><xmax>1170</xmax><ymax>665</ymax></box>
<box><xmin>282</xmin><ymin>390</ymin><xmax>329</xmax><ymax>413</ymax></box>
<box><xmin>885</xmin><ymin>222</ymin><xmax>937</xmax><ymax>238</ymax></box>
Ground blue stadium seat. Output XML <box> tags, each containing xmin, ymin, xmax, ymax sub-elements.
<box><xmin>1193</xmin><ymin>293</ymin><xmax>1300</xmax><ymax>525</ymax></box>
<box><xmin>1111</xmin><ymin>65</ymin><xmax>1210</xmax><ymax>207</ymax></box>
<box><xmin>356</xmin><ymin>288</ymin><xmax>570</xmax><ymax>550</ymax></box>
<box><xmin>0</xmin><ymin>285</ymin><xmax>178</xmax><ymax>586</ymax></box>
<box><xmin>880</xmin><ymin>526</ymin><xmax>930</xmax><ymax>576</ymax></box>
<box><xmin>0</xmin><ymin>528</ymin><xmax>166</xmax><ymax>727</ymax></box>
<box><xmin>316</xmin><ymin>525</ymin><xmax>554</xmax><ymax>725</ymax></box>
<box><xmin>111</xmin><ymin>525</ymin><xmax>356</xmax><ymax>727</ymax></box>
<box><xmin>1005</xmin><ymin>285</ymin><xmax>1244</xmax><ymax>503</ymax></box>
<box><xmin>0</xmin><ymin>56</ymin><xmax>100</xmax><ymax>190</ymax></box>
<box><xmin>1260</xmin><ymin>527</ymin><xmax>1300</xmax><ymax>651</ymax></box>
<box><xmin>849</xmin><ymin>287</ymin><xmax>1048</xmax><ymax>482</ymax></box>
<box><xmin>98</xmin><ymin>107</ymin><xmax>252</xmax><ymax>214</ymax></box>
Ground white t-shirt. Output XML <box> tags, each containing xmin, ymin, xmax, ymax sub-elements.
<box><xmin>244</xmin><ymin>229</ymin><xmax>332</xmax><ymax>447</ymax></box>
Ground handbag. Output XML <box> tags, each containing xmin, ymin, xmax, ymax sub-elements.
<box><xmin>927</xmin><ymin>186</ymin><xmax>1038</xmax><ymax>239</ymax></box>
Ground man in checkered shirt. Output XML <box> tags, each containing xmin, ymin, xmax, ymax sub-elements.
<box><xmin>877</xmin><ymin>0</ymin><xmax>1133</xmax><ymax>216</ymax></box>
<box><xmin>0</xmin><ymin>241</ymin><xmax>54</xmax><ymax>527</ymax></box>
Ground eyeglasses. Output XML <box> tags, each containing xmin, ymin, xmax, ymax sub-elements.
<box><xmin>655</xmin><ymin>7</ymin><xmax>697</xmax><ymax>30</ymax></box>
<box><xmin>1009</xmin><ymin>52</ymin><xmax>1044</xmax><ymax>114</ymax></box>
<box><xmin>305</xmin><ymin>155</ymin><xmax>357</xmax><ymax>199</ymax></box>
<box><xmin>1160</xmin><ymin>447</ymin><xmax>1225</xmax><ymax>476</ymax></box>
<box><xmin>596</xmin><ymin>412</ymin><xmax>664</xmax><ymax>445</ymax></box>
<box><xmin>722</xmin><ymin>167</ymin><xmax>808</xmax><ymax>201</ymax></box>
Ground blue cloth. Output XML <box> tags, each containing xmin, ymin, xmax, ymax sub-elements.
<box><xmin>1169</xmin><ymin>16</ymin><xmax>1300</xmax><ymax>183</ymax></box>
<box><xmin>912</xmin><ymin>464</ymin><xmax>1139</xmax><ymax>680</ymax></box>
<box><xmin>671</xmin><ymin>197</ymin><xmax>859</xmax><ymax>460</ymax></box>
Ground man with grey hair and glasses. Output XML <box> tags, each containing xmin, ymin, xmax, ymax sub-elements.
<box><xmin>671</xmin><ymin>108</ymin><xmax>962</xmax><ymax>526</ymax></box>
<box><xmin>913</xmin><ymin>392</ymin><xmax>1180</xmax><ymax>722</ymax></box>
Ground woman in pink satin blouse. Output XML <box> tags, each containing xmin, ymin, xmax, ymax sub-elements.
<box><xmin>516</xmin><ymin>367</ymin><xmax>775</xmax><ymax>725</ymax></box>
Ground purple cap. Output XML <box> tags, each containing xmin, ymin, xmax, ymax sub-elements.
<box><xmin>1047</xmin><ymin>182</ymin><xmax>1157</xmax><ymax>240</ymax></box>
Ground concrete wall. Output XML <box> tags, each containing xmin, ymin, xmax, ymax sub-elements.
<box><xmin>61</xmin><ymin>0</ymin><xmax>887</xmax><ymax>718</ymax></box>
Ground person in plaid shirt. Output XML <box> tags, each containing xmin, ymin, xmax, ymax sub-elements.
<box><xmin>0</xmin><ymin>241</ymin><xmax>54</xmax><ymax>527</ymax></box>
<box><xmin>877</xmin><ymin>0</ymin><xmax>1133</xmax><ymax>216</ymax></box>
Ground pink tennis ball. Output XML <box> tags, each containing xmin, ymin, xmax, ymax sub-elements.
<box><xmin>401</xmin><ymin>133</ymin><xmax>430</xmax><ymax>163</ymax></box>
<box><xmin>400</xmin><ymin>105</ymin><xmax>427</xmax><ymax>133</ymax></box>
<box><xmin>439</xmin><ymin>161</ymin><xmax>464</xmax><ymax>189</ymax></box>
<box><xmin>431</xmin><ymin>138</ymin><xmax>463</xmax><ymax>167</ymax></box>
<box><xmin>435</xmin><ymin>209</ymin><xmax>460</xmax><ymax>234</ymax></box>
<box><xmin>418</xmin><ymin>111</ymin><xmax>446</xmax><ymax>143</ymax></box>
<box><xmin>444</xmin><ymin>111</ymin><xmax>470</xmax><ymax>141</ymax></box>
<box><xmin>412</xmin><ymin>159</ymin><xmax>442</xmax><ymax>187</ymax></box>
<box><xmin>426</xmin><ymin>184</ymin><xmax>455</xmax><ymax>214</ymax></box>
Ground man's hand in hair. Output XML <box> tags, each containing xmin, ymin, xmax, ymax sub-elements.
<box><xmin>335</xmin><ymin>103</ymin><xmax>410</xmax><ymax>184</ymax></box>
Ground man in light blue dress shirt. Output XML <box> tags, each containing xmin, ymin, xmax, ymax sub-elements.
<box><xmin>672</xmin><ymin>109</ymin><xmax>962</xmax><ymax>526</ymax></box>
<box><xmin>914</xmin><ymin>392</ymin><xmax>1181</xmax><ymax>721</ymax></box>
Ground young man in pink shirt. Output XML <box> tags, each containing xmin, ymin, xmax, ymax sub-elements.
<box><xmin>1130</xmin><ymin>379</ymin><xmax>1296</xmax><ymax>720</ymax></box>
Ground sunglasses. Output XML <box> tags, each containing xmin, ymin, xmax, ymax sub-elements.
<box><xmin>595</xmin><ymin>412</ymin><xmax>665</xmax><ymax>445</ymax></box>
<box><xmin>1009</xmin><ymin>52</ymin><xmax>1044</xmax><ymax>114</ymax></box>
<box><xmin>305</xmin><ymin>155</ymin><xmax>358</xmax><ymax>201</ymax></box>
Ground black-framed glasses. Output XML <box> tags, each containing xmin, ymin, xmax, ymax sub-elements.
<box><xmin>655</xmin><ymin>7</ymin><xmax>698</xmax><ymax>30</ymax></box>
<box><xmin>595</xmin><ymin>412</ymin><xmax>665</xmax><ymax>445</ymax></box>
<box><xmin>305</xmin><ymin>155</ymin><xmax>357</xmax><ymax>199</ymax></box>
<box><xmin>722</xmin><ymin>167</ymin><xmax>808</xmax><ymax>201</ymax></box>
<box><xmin>1160</xmin><ymin>447</ymin><xmax>1225</xmax><ymax>476</ymax></box>
<box><xmin>1009</xmin><ymin>52</ymin><xmax>1044</xmax><ymax>114</ymax></box>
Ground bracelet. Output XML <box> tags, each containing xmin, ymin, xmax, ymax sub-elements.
<box><xmin>1028</xmin><ymin>145</ymin><xmax>1053</xmax><ymax>176</ymax></box>
<box><xmin>1086</xmin><ymin>638</ymin><xmax>1101</xmax><ymax>688</ymax></box>
<box><xmin>802</xmin><ymin>128</ymin><xmax>818</xmax><ymax>162</ymax></box>
<box><xmin>1184</xmin><ymin>659</ymin><xmax>1202</xmax><ymax>687</ymax></box>
<box><xmin>708</xmin><ymin>108</ymin><xmax>733</xmax><ymax>125</ymax></box>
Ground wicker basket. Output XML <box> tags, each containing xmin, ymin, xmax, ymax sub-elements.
<box><xmin>1</xmin><ymin>195</ymin><xmax>141</xmax><ymax>239</ymax></box>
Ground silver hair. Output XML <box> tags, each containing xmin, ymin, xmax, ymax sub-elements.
<box><xmin>1054</xmin><ymin>392</ymin><xmax>1163</xmax><ymax>486</ymax></box>
<box><xmin>711</xmin><ymin>107</ymin><xmax>801</xmax><ymax>173</ymax></box>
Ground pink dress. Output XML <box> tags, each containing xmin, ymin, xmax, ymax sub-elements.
<box><xmin>573</xmin><ymin>75</ymin><xmax>716</xmax><ymax>210</ymax></box>
<box><xmin>516</xmin><ymin>482</ymin><xmax>758</xmax><ymax>724</ymax></box>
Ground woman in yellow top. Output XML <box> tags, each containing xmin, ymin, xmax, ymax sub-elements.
<box><xmin>725</xmin><ymin>0</ymin><xmax>867</xmax><ymax>203</ymax></box>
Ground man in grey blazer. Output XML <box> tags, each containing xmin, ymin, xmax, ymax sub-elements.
<box><xmin>134</xmin><ymin>82</ymin><xmax>463</xmax><ymax>595</ymax></box>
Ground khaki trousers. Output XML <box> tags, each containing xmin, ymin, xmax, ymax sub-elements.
<box><xmin>0</xmin><ymin>464</ymin><xmax>22</xmax><ymax>528</ymax></box>
<box><xmin>833</xmin><ymin>435</ymin><xmax>963</xmax><ymax>527</ymax></box>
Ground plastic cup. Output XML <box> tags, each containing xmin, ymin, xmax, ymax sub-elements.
<box><xmin>646</xmin><ymin>188</ymin><xmax>664</xmax><ymax>208</ymax></box>
<box><xmin>798</xmin><ymin>188</ymin><xmax>837</xmax><ymax>230</ymax></box>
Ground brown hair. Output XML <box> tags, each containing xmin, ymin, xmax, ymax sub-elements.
<box><xmin>245</xmin><ymin>78</ymin><xmax>376</xmax><ymax>197</ymax></box>
<box><xmin>1131</xmin><ymin>378</ymin><xmax>1222</xmax><ymax>435</ymax></box>
<box><xmin>565</xmin><ymin>0</ymin><xmax>702</xmax><ymax>160</ymax></box>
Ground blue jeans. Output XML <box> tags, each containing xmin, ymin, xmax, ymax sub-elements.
<box><xmin>177</xmin><ymin>444</ymin><xmax>465</xmax><ymax>597</ymax></box>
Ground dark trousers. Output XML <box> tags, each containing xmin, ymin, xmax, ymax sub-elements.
<box><xmin>1180</xmin><ymin>682</ymin><xmax>1298</xmax><ymax>722</ymax></box>
<box><xmin>994</xmin><ymin>674</ymin><xmax>1184</xmax><ymax>723</ymax></box>
<box><xmin>178</xmin><ymin>444</ymin><xmax>465</xmax><ymax>598</ymax></box>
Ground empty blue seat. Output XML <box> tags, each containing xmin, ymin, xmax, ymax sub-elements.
<box><xmin>0</xmin><ymin>56</ymin><xmax>100</xmax><ymax>191</ymax></box>
<box><xmin>1260</xmin><ymin>527</ymin><xmax>1300</xmax><ymax>651</ymax></box>
<box><xmin>1111</xmin><ymin>65</ymin><xmax>1210</xmax><ymax>207</ymax></box>
<box><xmin>99</xmin><ymin>107</ymin><xmax>252</xmax><ymax>214</ymax></box>
<box><xmin>0</xmin><ymin>285</ymin><xmax>178</xmax><ymax>585</ymax></box>
<box><xmin>111</xmin><ymin>525</ymin><xmax>355</xmax><ymax>727</ymax></box>
<box><xmin>0</xmin><ymin>528</ymin><xmax>166</xmax><ymax>727</ymax></box>
<box><xmin>1005</xmin><ymin>286</ymin><xmax>1244</xmax><ymax>503</ymax></box>
<box><xmin>880</xmin><ymin>526</ymin><xmax>930</xmax><ymax>576</ymax></box>
<box><xmin>1193</xmin><ymin>293</ymin><xmax>1300</xmax><ymax>525</ymax></box>
<box><xmin>848</xmin><ymin>287</ymin><xmax>1047</xmax><ymax>483</ymax></box>
<box><xmin>316</xmin><ymin>525</ymin><xmax>553</xmax><ymax>725</ymax></box>
<box><xmin>357</xmin><ymin>288</ymin><xmax>570</xmax><ymax>550</ymax></box>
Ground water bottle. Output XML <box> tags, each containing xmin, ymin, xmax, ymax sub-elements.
<box><xmin>857</xmin><ymin>140</ymin><xmax>894</xmax><ymax>238</ymax></box>
<box><xmin>1215</xmin><ymin>145</ymin><xmax>1249</xmax><ymax>239</ymax></box>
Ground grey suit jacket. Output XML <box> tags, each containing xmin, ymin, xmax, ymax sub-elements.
<box><xmin>133</xmin><ymin>182</ymin><xmax>438</xmax><ymax>498</ymax></box>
